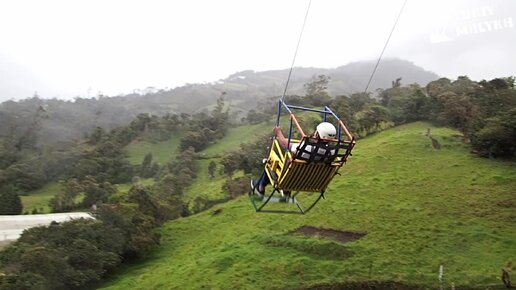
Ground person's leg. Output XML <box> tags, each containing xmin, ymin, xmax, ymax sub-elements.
<box><xmin>254</xmin><ymin>170</ymin><xmax>270</xmax><ymax>194</ymax></box>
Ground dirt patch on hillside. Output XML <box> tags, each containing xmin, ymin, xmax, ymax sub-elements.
<box><xmin>292</xmin><ymin>226</ymin><xmax>366</xmax><ymax>243</ymax></box>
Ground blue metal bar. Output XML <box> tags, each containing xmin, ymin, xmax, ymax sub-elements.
<box><xmin>323</xmin><ymin>106</ymin><xmax>341</xmax><ymax>120</ymax></box>
<box><xmin>276</xmin><ymin>100</ymin><xmax>282</xmax><ymax>126</ymax></box>
<box><xmin>285</xmin><ymin>104</ymin><xmax>330</xmax><ymax>114</ymax></box>
<box><xmin>324</xmin><ymin>106</ymin><xmax>342</xmax><ymax>139</ymax></box>
<box><xmin>281</xmin><ymin>101</ymin><xmax>293</xmax><ymax>114</ymax></box>
<box><xmin>322</xmin><ymin>107</ymin><xmax>328</xmax><ymax>122</ymax></box>
<box><xmin>281</xmin><ymin>101</ymin><xmax>348</xmax><ymax>144</ymax></box>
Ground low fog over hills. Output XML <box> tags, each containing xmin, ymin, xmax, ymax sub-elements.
<box><xmin>0</xmin><ymin>59</ymin><xmax>439</xmax><ymax>145</ymax></box>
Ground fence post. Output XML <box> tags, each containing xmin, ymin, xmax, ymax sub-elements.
<box><xmin>438</xmin><ymin>265</ymin><xmax>444</xmax><ymax>290</ymax></box>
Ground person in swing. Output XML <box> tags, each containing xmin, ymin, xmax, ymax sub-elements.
<box><xmin>251</xmin><ymin>121</ymin><xmax>337</xmax><ymax>195</ymax></box>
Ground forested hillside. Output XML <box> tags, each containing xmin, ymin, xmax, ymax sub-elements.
<box><xmin>0</xmin><ymin>59</ymin><xmax>437</xmax><ymax>146</ymax></box>
<box><xmin>0</xmin><ymin>72</ymin><xmax>514</xmax><ymax>290</ymax></box>
<box><xmin>1</xmin><ymin>74</ymin><xmax>514</xmax><ymax>216</ymax></box>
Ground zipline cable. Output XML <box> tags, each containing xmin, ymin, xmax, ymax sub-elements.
<box><xmin>281</xmin><ymin>0</ymin><xmax>312</xmax><ymax>101</ymax></box>
<box><xmin>363</xmin><ymin>0</ymin><xmax>408</xmax><ymax>94</ymax></box>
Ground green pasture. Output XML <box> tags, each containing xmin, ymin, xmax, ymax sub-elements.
<box><xmin>125</xmin><ymin>133</ymin><xmax>182</xmax><ymax>165</ymax></box>
<box><xmin>200</xmin><ymin>122</ymin><xmax>273</xmax><ymax>157</ymax></box>
<box><xmin>18</xmin><ymin>122</ymin><xmax>270</xmax><ymax>214</ymax></box>
<box><xmin>20</xmin><ymin>182</ymin><xmax>87</xmax><ymax>214</ymax></box>
<box><xmin>115</xmin><ymin>178</ymin><xmax>156</xmax><ymax>193</ymax></box>
<box><xmin>184</xmin><ymin>122</ymin><xmax>272</xmax><ymax>203</ymax></box>
<box><xmin>20</xmin><ymin>182</ymin><xmax>62</xmax><ymax>214</ymax></box>
<box><xmin>99</xmin><ymin>122</ymin><xmax>516</xmax><ymax>289</ymax></box>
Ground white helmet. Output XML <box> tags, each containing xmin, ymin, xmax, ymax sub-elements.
<box><xmin>316</xmin><ymin>122</ymin><xmax>337</xmax><ymax>139</ymax></box>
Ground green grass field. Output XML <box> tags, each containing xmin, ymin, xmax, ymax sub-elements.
<box><xmin>20</xmin><ymin>182</ymin><xmax>88</xmax><ymax>214</ymax></box>
<box><xmin>125</xmin><ymin>133</ymin><xmax>182</xmax><ymax>165</ymax></box>
<box><xmin>19</xmin><ymin>123</ymin><xmax>271</xmax><ymax>214</ymax></box>
<box><xmin>115</xmin><ymin>178</ymin><xmax>156</xmax><ymax>193</ymax></box>
<box><xmin>20</xmin><ymin>182</ymin><xmax>62</xmax><ymax>214</ymax></box>
<box><xmin>98</xmin><ymin>122</ymin><xmax>516</xmax><ymax>290</ymax></box>
<box><xmin>184</xmin><ymin>122</ymin><xmax>272</xmax><ymax>203</ymax></box>
<box><xmin>200</xmin><ymin>122</ymin><xmax>273</xmax><ymax>157</ymax></box>
<box><xmin>20</xmin><ymin>131</ymin><xmax>180</xmax><ymax>213</ymax></box>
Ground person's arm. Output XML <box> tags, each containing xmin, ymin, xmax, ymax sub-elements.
<box><xmin>274</xmin><ymin>126</ymin><xmax>289</xmax><ymax>150</ymax></box>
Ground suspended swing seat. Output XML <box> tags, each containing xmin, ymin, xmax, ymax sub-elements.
<box><xmin>249</xmin><ymin>101</ymin><xmax>355</xmax><ymax>214</ymax></box>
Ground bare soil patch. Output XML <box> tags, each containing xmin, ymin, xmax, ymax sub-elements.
<box><xmin>293</xmin><ymin>226</ymin><xmax>366</xmax><ymax>243</ymax></box>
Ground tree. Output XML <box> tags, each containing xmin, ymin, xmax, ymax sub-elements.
<box><xmin>4</xmin><ymin>163</ymin><xmax>46</xmax><ymax>191</ymax></box>
<box><xmin>3</xmin><ymin>219</ymin><xmax>127</xmax><ymax>290</ymax></box>
<box><xmin>208</xmin><ymin>161</ymin><xmax>216</xmax><ymax>178</ymax></box>
<box><xmin>89</xmin><ymin>127</ymin><xmax>105</xmax><ymax>145</ymax></box>
<box><xmin>382</xmin><ymin>84</ymin><xmax>430</xmax><ymax>124</ymax></box>
<box><xmin>130</xmin><ymin>113</ymin><xmax>152</xmax><ymax>133</ymax></box>
<box><xmin>49</xmin><ymin>178</ymin><xmax>83</xmax><ymax>212</ymax></box>
<box><xmin>126</xmin><ymin>186</ymin><xmax>162</xmax><ymax>221</ymax></box>
<box><xmin>451</xmin><ymin>75</ymin><xmax>477</xmax><ymax>95</ymax></box>
<box><xmin>471</xmin><ymin>108</ymin><xmax>516</xmax><ymax>157</ymax></box>
<box><xmin>0</xmin><ymin>185</ymin><xmax>22</xmax><ymax>215</ymax></box>
<box><xmin>331</xmin><ymin>95</ymin><xmax>359</xmax><ymax>132</ymax></box>
<box><xmin>356</xmin><ymin>104</ymin><xmax>392</xmax><ymax>134</ymax></box>
<box><xmin>81</xmin><ymin>178</ymin><xmax>117</xmax><ymax>208</ymax></box>
<box><xmin>245</xmin><ymin>109</ymin><xmax>268</xmax><ymax>124</ymax></box>
<box><xmin>210</xmin><ymin>95</ymin><xmax>230</xmax><ymax>138</ymax></box>
<box><xmin>165</xmin><ymin>146</ymin><xmax>198</xmax><ymax>194</ymax></box>
<box><xmin>19</xmin><ymin>247</ymin><xmax>70</xmax><ymax>289</ymax></box>
<box><xmin>153</xmin><ymin>174</ymin><xmax>185</xmax><ymax>219</ymax></box>
<box><xmin>0</xmin><ymin>141</ymin><xmax>18</xmax><ymax>170</ymax></box>
<box><xmin>73</xmin><ymin>158</ymin><xmax>101</xmax><ymax>180</ymax></box>
<box><xmin>220</xmin><ymin>133</ymin><xmax>270</xmax><ymax>178</ymax></box>
<box><xmin>435</xmin><ymin>92</ymin><xmax>478</xmax><ymax>132</ymax></box>
<box><xmin>474</xmin><ymin>78</ymin><xmax>516</xmax><ymax>118</ymax></box>
<box><xmin>140</xmin><ymin>152</ymin><xmax>153</xmax><ymax>178</ymax></box>
<box><xmin>391</xmin><ymin>77</ymin><xmax>402</xmax><ymax>88</ymax></box>
<box><xmin>223</xmin><ymin>177</ymin><xmax>249</xmax><ymax>198</ymax></box>
<box><xmin>221</xmin><ymin>153</ymin><xmax>239</xmax><ymax>179</ymax></box>
<box><xmin>347</xmin><ymin>92</ymin><xmax>373</xmax><ymax>112</ymax></box>
<box><xmin>426</xmin><ymin>78</ymin><xmax>452</xmax><ymax>98</ymax></box>
<box><xmin>304</xmin><ymin>74</ymin><xmax>332</xmax><ymax>106</ymax></box>
<box><xmin>180</xmin><ymin>131</ymin><xmax>207</xmax><ymax>151</ymax></box>
<box><xmin>14</xmin><ymin>103</ymin><xmax>47</xmax><ymax>151</ymax></box>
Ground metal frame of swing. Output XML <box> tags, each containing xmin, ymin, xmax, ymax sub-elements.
<box><xmin>249</xmin><ymin>100</ymin><xmax>355</xmax><ymax>214</ymax></box>
<box><xmin>247</xmin><ymin>0</ymin><xmax>404</xmax><ymax>214</ymax></box>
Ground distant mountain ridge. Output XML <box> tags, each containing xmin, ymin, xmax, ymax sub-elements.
<box><xmin>225</xmin><ymin>58</ymin><xmax>439</xmax><ymax>97</ymax></box>
<box><xmin>138</xmin><ymin>58</ymin><xmax>439</xmax><ymax>114</ymax></box>
<box><xmin>0</xmin><ymin>58</ymin><xmax>439</xmax><ymax>145</ymax></box>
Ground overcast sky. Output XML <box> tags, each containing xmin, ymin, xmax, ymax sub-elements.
<box><xmin>0</xmin><ymin>0</ymin><xmax>514</xmax><ymax>102</ymax></box>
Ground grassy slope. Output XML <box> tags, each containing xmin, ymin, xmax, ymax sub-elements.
<box><xmin>125</xmin><ymin>133</ymin><xmax>182</xmax><ymax>165</ymax></box>
<box><xmin>99</xmin><ymin>122</ymin><xmax>516</xmax><ymax>290</ymax></box>
<box><xmin>18</xmin><ymin>122</ymin><xmax>272</xmax><ymax>213</ymax></box>
<box><xmin>185</xmin><ymin>122</ymin><xmax>273</xmax><ymax>202</ymax></box>
<box><xmin>19</xmin><ymin>133</ymin><xmax>180</xmax><ymax>213</ymax></box>
<box><xmin>20</xmin><ymin>182</ymin><xmax>62</xmax><ymax>213</ymax></box>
